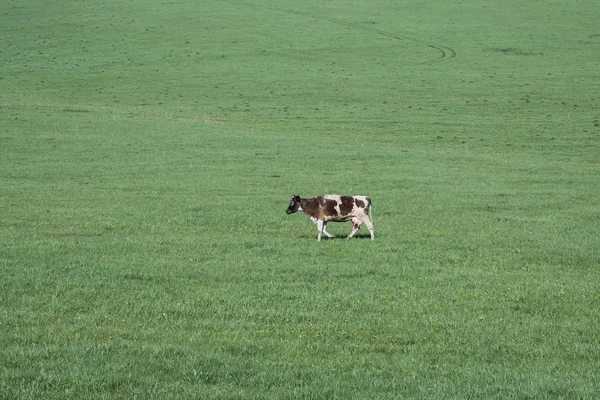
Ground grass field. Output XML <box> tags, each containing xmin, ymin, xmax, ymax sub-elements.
<box><xmin>1</xmin><ymin>0</ymin><xmax>599</xmax><ymax>398</ymax></box>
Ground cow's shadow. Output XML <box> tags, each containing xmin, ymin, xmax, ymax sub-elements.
<box><xmin>300</xmin><ymin>233</ymin><xmax>374</xmax><ymax>240</ymax></box>
<box><xmin>352</xmin><ymin>233</ymin><xmax>374</xmax><ymax>240</ymax></box>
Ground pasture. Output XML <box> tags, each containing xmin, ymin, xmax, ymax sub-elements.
<box><xmin>1</xmin><ymin>0</ymin><xmax>599</xmax><ymax>398</ymax></box>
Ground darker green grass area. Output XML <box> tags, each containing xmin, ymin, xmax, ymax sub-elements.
<box><xmin>1</xmin><ymin>0</ymin><xmax>599</xmax><ymax>398</ymax></box>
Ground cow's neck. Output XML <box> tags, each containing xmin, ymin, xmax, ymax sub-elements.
<box><xmin>299</xmin><ymin>197</ymin><xmax>320</xmax><ymax>219</ymax></box>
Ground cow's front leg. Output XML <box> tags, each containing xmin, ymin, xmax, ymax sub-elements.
<box><xmin>311</xmin><ymin>217</ymin><xmax>334</xmax><ymax>238</ymax></box>
<box><xmin>316</xmin><ymin>219</ymin><xmax>325</xmax><ymax>241</ymax></box>
<box><xmin>316</xmin><ymin>220</ymin><xmax>331</xmax><ymax>241</ymax></box>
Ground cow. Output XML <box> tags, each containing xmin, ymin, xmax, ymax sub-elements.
<box><xmin>286</xmin><ymin>195</ymin><xmax>374</xmax><ymax>241</ymax></box>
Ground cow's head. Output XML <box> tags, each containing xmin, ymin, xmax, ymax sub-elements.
<box><xmin>286</xmin><ymin>195</ymin><xmax>301</xmax><ymax>214</ymax></box>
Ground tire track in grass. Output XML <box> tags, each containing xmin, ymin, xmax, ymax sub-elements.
<box><xmin>252</xmin><ymin>4</ymin><xmax>456</xmax><ymax>65</ymax></box>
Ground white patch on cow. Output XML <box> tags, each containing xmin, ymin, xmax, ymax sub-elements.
<box><xmin>323</xmin><ymin>195</ymin><xmax>342</xmax><ymax>203</ymax></box>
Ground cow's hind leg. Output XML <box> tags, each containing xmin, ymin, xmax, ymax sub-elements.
<box><xmin>357</xmin><ymin>214</ymin><xmax>375</xmax><ymax>240</ymax></box>
<box><xmin>346</xmin><ymin>218</ymin><xmax>363</xmax><ymax>240</ymax></box>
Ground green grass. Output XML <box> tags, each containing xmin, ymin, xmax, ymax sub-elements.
<box><xmin>1</xmin><ymin>0</ymin><xmax>599</xmax><ymax>398</ymax></box>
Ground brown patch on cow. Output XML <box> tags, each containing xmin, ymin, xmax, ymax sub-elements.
<box><xmin>354</xmin><ymin>199</ymin><xmax>366</xmax><ymax>209</ymax></box>
<box><xmin>298</xmin><ymin>198</ymin><xmax>320</xmax><ymax>219</ymax></box>
<box><xmin>318</xmin><ymin>197</ymin><xmax>338</xmax><ymax>218</ymax></box>
<box><xmin>340</xmin><ymin>196</ymin><xmax>354</xmax><ymax>216</ymax></box>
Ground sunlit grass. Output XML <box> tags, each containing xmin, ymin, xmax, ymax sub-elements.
<box><xmin>1</xmin><ymin>0</ymin><xmax>599</xmax><ymax>398</ymax></box>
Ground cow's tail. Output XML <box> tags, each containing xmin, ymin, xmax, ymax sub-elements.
<box><xmin>367</xmin><ymin>197</ymin><xmax>373</xmax><ymax>223</ymax></box>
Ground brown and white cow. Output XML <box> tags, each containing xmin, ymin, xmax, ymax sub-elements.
<box><xmin>286</xmin><ymin>195</ymin><xmax>374</xmax><ymax>241</ymax></box>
